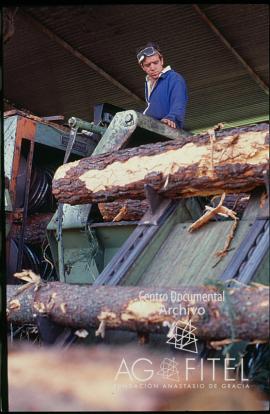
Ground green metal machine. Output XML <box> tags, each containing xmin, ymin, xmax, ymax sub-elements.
<box><xmin>47</xmin><ymin>109</ymin><xmax>192</xmax><ymax>284</ymax></box>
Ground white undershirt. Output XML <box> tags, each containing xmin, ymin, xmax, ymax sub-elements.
<box><xmin>146</xmin><ymin>65</ymin><xmax>171</xmax><ymax>98</ymax></box>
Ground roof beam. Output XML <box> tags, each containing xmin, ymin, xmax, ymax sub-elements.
<box><xmin>192</xmin><ymin>4</ymin><xmax>269</xmax><ymax>96</ymax></box>
<box><xmin>19</xmin><ymin>10</ymin><xmax>145</xmax><ymax>105</ymax></box>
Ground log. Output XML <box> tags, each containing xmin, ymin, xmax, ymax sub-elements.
<box><xmin>98</xmin><ymin>199</ymin><xmax>149</xmax><ymax>221</ymax></box>
<box><xmin>52</xmin><ymin>123</ymin><xmax>269</xmax><ymax>205</ymax></box>
<box><xmin>8</xmin><ymin>344</ymin><xmax>264</xmax><ymax>412</ymax></box>
<box><xmin>99</xmin><ymin>193</ymin><xmax>250</xmax><ymax>222</ymax></box>
<box><xmin>7</xmin><ymin>282</ymin><xmax>269</xmax><ymax>340</ymax></box>
<box><xmin>10</xmin><ymin>213</ymin><xmax>53</xmax><ymax>244</ymax></box>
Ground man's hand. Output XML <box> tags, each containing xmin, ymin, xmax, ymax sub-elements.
<box><xmin>161</xmin><ymin>118</ymin><xmax>176</xmax><ymax>129</ymax></box>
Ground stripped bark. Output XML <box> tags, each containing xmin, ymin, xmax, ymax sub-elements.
<box><xmin>6</xmin><ymin>281</ymin><xmax>269</xmax><ymax>340</ymax></box>
<box><xmin>52</xmin><ymin>123</ymin><xmax>269</xmax><ymax>205</ymax></box>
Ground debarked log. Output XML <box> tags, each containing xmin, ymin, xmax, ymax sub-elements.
<box><xmin>98</xmin><ymin>199</ymin><xmax>149</xmax><ymax>221</ymax></box>
<box><xmin>52</xmin><ymin>123</ymin><xmax>269</xmax><ymax>205</ymax></box>
<box><xmin>7</xmin><ymin>282</ymin><xmax>269</xmax><ymax>341</ymax></box>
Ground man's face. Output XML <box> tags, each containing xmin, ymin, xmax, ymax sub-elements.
<box><xmin>141</xmin><ymin>54</ymin><xmax>164</xmax><ymax>80</ymax></box>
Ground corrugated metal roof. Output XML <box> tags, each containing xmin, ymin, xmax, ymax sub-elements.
<box><xmin>3</xmin><ymin>4</ymin><xmax>269</xmax><ymax>132</ymax></box>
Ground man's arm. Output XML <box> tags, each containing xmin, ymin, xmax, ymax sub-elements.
<box><xmin>161</xmin><ymin>75</ymin><xmax>188</xmax><ymax>129</ymax></box>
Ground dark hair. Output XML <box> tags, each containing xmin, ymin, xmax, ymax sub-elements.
<box><xmin>136</xmin><ymin>41</ymin><xmax>162</xmax><ymax>56</ymax></box>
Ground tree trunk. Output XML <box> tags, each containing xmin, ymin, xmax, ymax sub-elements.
<box><xmin>98</xmin><ymin>199</ymin><xmax>149</xmax><ymax>221</ymax></box>
<box><xmin>98</xmin><ymin>193</ymin><xmax>250</xmax><ymax>222</ymax></box>
<box><xmin>52</xmin><ymin>123</ymin><xmax>269</xmax><ymax>205</ymax></box>
<box><xmin>7</xmin><ymin>282</ymin><xmax>269</xmax><ymax>340</ymax></box>
<box><xmin>10</xmin><ymin>213</ymin><xmax>53</xmax><ymax>244</ymax></box>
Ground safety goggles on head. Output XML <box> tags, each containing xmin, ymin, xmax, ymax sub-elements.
<box><xmin>137</xmin><ymin>46</ymin><xmax>160</xmax><ymax>63</ymax></box>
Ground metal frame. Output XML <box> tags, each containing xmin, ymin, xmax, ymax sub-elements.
<box><xmin>93</xmin><ymin>192</ymin><xmax>180</xmax><ymax>286</ymax></box>
<box><xmin>219</xmin><ymin>187</ymin><xmax>269</xmax><ymax>284</ymax></box>
<box><xmin>219</xmin><ymin>219</ymin><xmax>269</xmax><ymax>284</ymax></box>
<box><xmin>6</xmin><ymin>117</ymin><xmax>37</xmax><ymax>279</ymax></box>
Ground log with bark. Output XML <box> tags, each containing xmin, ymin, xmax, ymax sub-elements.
<box><xmin>7</xmin><ymin>280</ymin><xmax>269</xmax><ymax>341</ymax></box>
<box><xmin>98</xmin><ymin>199</ymin><xmax>149</xmax><ymax>221</ymax></box>
<box><xmin>52</xmin><ymin>123</ymin><xmax>269</xmax><ymax>205</ymax></box>
<box><xmin>8</xmin><ymin>344</ymin><xmax>264</xmax><ymax>412</ymax></box>
<box><xmin>99</xmin><ymin>193</ymin><xmax>250</xmax><ymax>222</ymax></box>
<box><xmin>10</xmin><ymin>213</ymin><xmax>54</xmax><ymax>244</ymax></box>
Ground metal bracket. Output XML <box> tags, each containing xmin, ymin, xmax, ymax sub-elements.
<box><xmin>144</xmin><ymin>184</ymin><xmax>163</xmax><ymax>215</ymax></box>
<box><xmin>140</xmin><ymin>184</ymin><xmax>170</xmax><ymax>226</ymax></box>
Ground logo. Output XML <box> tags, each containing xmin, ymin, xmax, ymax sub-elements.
<box><xmin>166</xmin><ymin>320</ymin><xmax>198</xmax><ymax>353</ymax></box>
<box><xmin>157</xmin><ymin>358</ymin><xmax>179</xmax><ymax>381</ymax></box>
<box><xmin>113</xmin><ymin>355</ymin><xmax>249</xmax><ymax>388</ymax></box>
<box><xmin>114</xmin><ymin>358</ymin><xmax>154</xmax><ymax>382</ymax></box>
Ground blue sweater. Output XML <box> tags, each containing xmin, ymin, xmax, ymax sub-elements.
<box><xmin>144</xmin><ymin>69</ymin><xmax>188</xmax><ymax>129</ymax></box>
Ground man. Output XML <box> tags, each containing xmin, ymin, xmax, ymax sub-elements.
<box><xmin>137</xmin><ymin>42</ymin><xmax>188</xmax><ymax>129</ymax></box>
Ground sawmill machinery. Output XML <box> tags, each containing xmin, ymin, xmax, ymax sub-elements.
<box><xmin>5</xmin><ymin>107</ymin><xmax>269</xmax><ymax>391</ymax></box>
<box><xmin>4</xmin><ymin>105</ymin><xmax>269</xmax><ymax>293</ymax></box>
<box><xmin>3</xmin><ymin>104</ymin><xmax>122</xmax><ymax>283</ymax></box>
<box><xmin>45</xmin><ymin>111</ymin><xmax>269</xmax><ymax>291</ymax></box>
<box><xmin>4</xmin><ymin>103</ymin><xmax>191</xmax><ymax>284</ymax></box>
<box><xmin>46</xmin><ymin>109</ymin><xmax>193</xmax><ymax>284</ymax></box>
<box><xmin>45</xmin><ymin>113</ymin><xmax>269</xmax><ymax>388</ymax></box>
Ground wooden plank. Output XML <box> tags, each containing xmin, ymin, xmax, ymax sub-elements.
<box><xmin>93</xmin><ymin>200</ymin><xmax>178</xmax><ymax>286</ymax></box>
<box><xmin>252</xmin><ymin>250</ymin><xmax>270</xmax><ymax>285</ymax></box>
<box><xmin>121</xmin><ymin>203</ymin><xmax>184</xmax><ymax>286</ymax></box>
<box><xmin>241</xmin><ymin>188</ymin><xmax>268</xmax><ymax>220</ymax></box>
<box><xmin>133</xmin><ymin>220</ymin><xmax>253</xmax><ymax>287</ymax></box>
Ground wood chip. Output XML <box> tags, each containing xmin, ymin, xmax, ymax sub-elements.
<box><xmin>75</xmin><ymin>329</ymin><xmax>89</xmax><ymax>338</ymax></box>
<box><xmin>95</xmin><ymin>320</ymin><xmax>106</xmax><ymax>338</ymax></box>
<box><xmin>113</xmin><ymin>205</ymin><xmax>128</xmax><ymax>222</ymax></box>
<box><xmin>60</xmin><ymin>303</ymin><xmax>67</xmax><ymax>314</ymax></box>
<box><xmin>8</xmin><ymin>299</ymin><xmax>21</xmax><ymax>310</ymax></box>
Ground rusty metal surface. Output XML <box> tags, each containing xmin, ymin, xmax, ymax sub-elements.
<box><xmin>4</xmin><ymin>109</ymin><xmax>69</xmax><ymax>133</ymax></box>
<box><xmin>3</xmin><ymin>5</ymin><xmax>269</xmax><ymax>131</ymax></box>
